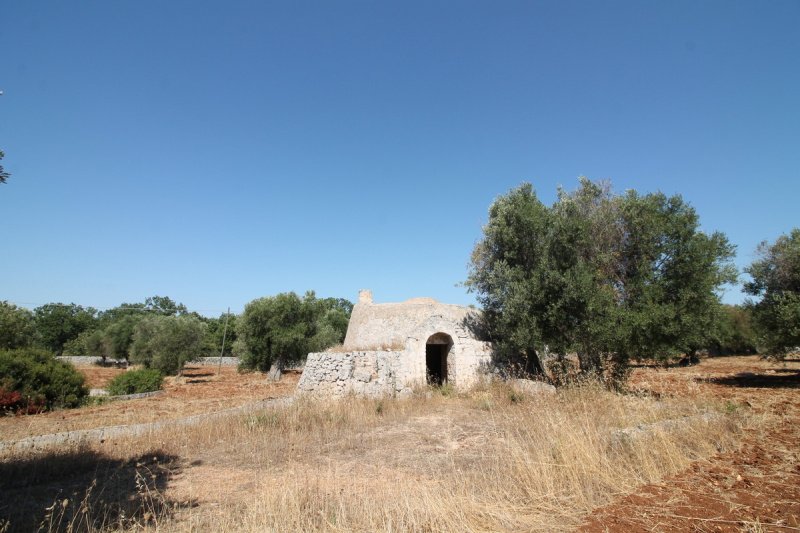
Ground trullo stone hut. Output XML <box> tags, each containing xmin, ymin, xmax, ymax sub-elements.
<box><xmin>297</xmin><ymin>290</ymin><xmax>492</xmax><ymax>396</ymax></box>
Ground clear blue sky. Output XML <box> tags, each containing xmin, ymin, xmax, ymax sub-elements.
<box><xmin>1</xmin><ymin>1</ymin><xmax>798</xmax><ymax>316</ymax></box>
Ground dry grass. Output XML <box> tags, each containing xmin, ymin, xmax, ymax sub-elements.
<box><xmin>0</xmin><ymin>373</ymin><xmax>749</xmax><ymax>533</ymax></box>
<box><xmin>178</xmin><ymin>384</ymin><xmax>740</xmax><ymax>533</ymax></box>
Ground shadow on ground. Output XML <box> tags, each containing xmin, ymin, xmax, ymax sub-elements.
<box><xmin>0</xmin><ymin>448</ymin><xmax>193</xmax><ymax>532</ymax></box>
<box><xmin>181</xmin><ymin>367</ymin><xmax>217</xmax><ymax>383</ymax></box>
<box><xmin>700</xmin><ymin>370</ymin><xmax>800</xmax><ymax>389</ymax></box>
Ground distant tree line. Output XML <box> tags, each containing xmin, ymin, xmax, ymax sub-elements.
<box><xmin>0</xmin><ymin>292</ymin><xmax>352</xmax><ymax>413</ymax></box>
<box><xmin>0</xmin><ymin>293</ymin><xmax>353</xmax><ymax>378</ymax></box>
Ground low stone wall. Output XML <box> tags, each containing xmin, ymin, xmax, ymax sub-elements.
<box><xmin>195</xmin><ymin>357</ymin><xmax>239</xmax><ymax>366</ymax></box>
<box><xmin>297</xmin><ymin>350</ymin><xmax>408</xmax><ymax>397</ymax></box>
<box><xmin>0</xmin><ymin>396</ymin><xmax>294</xmax><ymax>454</ymax></box>
<box><xmin>57</xmin><ymin>356</ymin><xmax>127</xmax><ymax>366</ymax></box>
<box><xmin>57</xmin><ymin>356</ymin><xmax>239</xmax><ymax>367</ymax></box>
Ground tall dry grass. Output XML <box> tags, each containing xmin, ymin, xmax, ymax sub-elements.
<box><xmin>171</xmin><ymin>382</ymin><xmax>743</xmax><ymax>532</ymax></box>
<box><xmin>3</xmin><ymin>380</ymin><xmax>748</xmax><ymax>533</ymax></box>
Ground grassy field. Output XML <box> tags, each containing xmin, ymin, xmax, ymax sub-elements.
<box><xmin>5</xmin><ymin>357</ymin><xmax>792</xmax><ymax>532</ymax></box>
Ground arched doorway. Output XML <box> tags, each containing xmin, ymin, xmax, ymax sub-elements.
<box><xmin>425</xmin><ymin>333</ymin><xmax>453</xmax><ymax>386</ymax></box>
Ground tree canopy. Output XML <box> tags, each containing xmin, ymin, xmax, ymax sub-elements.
<box><xmin>467</xmin><ymin>179</ymin><xmax>736</xmax><ymax>384</ymax></box>
<box><xmin>744</xmin><ymin>228</ymin><xmax>800</xmax><ymax>357</ymax></box>
<box><xmin>33</xmin><ymin>303</ymin><xmax>98</xmax><ymax>356</ymax></box>
<box><xmin>129</xmin><ymin>315</ymin><xmax>207</xmax><ymax>375</ymax></box>
<box><xmin>0</xmin><ymin>301</ymin><xmax>36</xmax><ymax>350</ymax></box>
<box><xmin>236</xmin><ymin>291</ymin><xmax>352</xmax><ymax>374</ymax></box>
<box><xmin>710</xmin><ymin>305</ymin><xmax>757</xmax><ymax>355</ymax></box>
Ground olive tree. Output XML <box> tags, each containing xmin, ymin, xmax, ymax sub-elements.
<box><xmin>467</xmin><ymin>179</ymin><xmax>736</xmax><ymax>385</ymax></box>
<box><xmin>129</xmin><ymin>315</ymin><xmax>207</xmax><ymax>375</ymax></box>
<box><xmin>236</xmin><ymin>291</ymin><xmax>352</xmax><ymax>379</ymax></box>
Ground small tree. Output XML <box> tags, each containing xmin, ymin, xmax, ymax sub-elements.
<box><xmin>236</xmin><ymin>292</ymin><xmax>352</xmax><ymax>379</ymax></box>
<box><xmin>103</xmin><ymin>314</ymin><xmax>143</xmax><ymax>362</ymax></box>
<box><xmin>129</xmin><ymin>315</ymin><xmax>206</xmax><ymax>375</ymax></box>
<box><xmin>744</xmin><ymin>228</ymin><xmax>800</xmax><ymax>357</ymax></box>
<box><xmin>236</xmin><ymin>292</ymin><xmax>315</xmax><ymax>377</ymax></box>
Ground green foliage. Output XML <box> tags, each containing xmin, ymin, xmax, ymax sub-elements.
<box><xmin>33</xmin><ymin>303</ymin><xmax>98</xmax><ymax>355</ymax></box>
<box><xmin>106</xmin><ymin>368</ymin><xmax>164</xmax><ymax>396</ymax></box>
<box><xmin>236</xmin><ymin>292</ymin><xmax>352</xmax><ymax>372</ymax></box>
<box><xmin>709</xmin><ymin>305</ymin><xmax>758</xmax><ymax>355</ymax></box>
<box><xmin>139</xmin><ymin>295</ymin><xmax>188</xmax><ymax>316</ymax></box>
<box><xmin>102</xmin><ymin>314</ymin><xmax>142</xmax><ymax>361</ymax></box>
<box><xmin>91</xmin><ymin>296</ymin><xmax>189</xmax><ymax>362</ymax></box>
<box><xmin>467</xmin><ymin>179</ymin><xmax>736</xmax><ymax>385</ymax></box>
<box><xmin>744</xmin><ymin>228</ymin><xmax>800</xmax><ymax>357</ymax></box>
<box><xmin>203</xmin><ymin>312</ymin><xmax>237</xmax><ymax>357</ymax></box>
<box><xmin>0</xmin><ymin>348</ymin><xmax>88</xmax><ymax>412</ymax></box>
<box><xmin>129</xmin><ymin>315</ymin><xmax>207</xmax><ymax>375</ymax></box>
<box><xmin>0</xmin><ymin>301</ymin><xmax>36</xmax><ymax>350</ymax></box>
<box><xmin>98</xmin><ymin>296</ymin><xmax>188</xmax><ymax>325</ymax></box>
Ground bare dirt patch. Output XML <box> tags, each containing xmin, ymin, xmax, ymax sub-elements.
<box><xmin>0</xmin><ymin>366</ymin><xmax>297</xmax><ymax>441</ymax></box>
<box><xmin>78</xmin><ymin>365</ymin><xmax>128</xmax><ymax>389</ymax></box>
<box><xmin>581</xmin><ymin>356</ymin><xmax>800</xmax><ymax>532</ymax></box>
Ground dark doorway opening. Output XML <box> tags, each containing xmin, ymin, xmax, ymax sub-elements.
<box><xmin>425</xmin><ymin>333</ymin><xmax>452</xmax><ymax>386</ymax></box>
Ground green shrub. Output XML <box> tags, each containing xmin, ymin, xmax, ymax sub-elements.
<box><xmin>0</xmin><ymin>348</ymin><xmax>88</xmax><ymax>413</ymax></box>
<box><xmin>106</xmin><ymin>368</ymin><xmax>164</xmax><ymax>396</ymax></box>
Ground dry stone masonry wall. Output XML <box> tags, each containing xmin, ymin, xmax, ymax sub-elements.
<box><xmin>297</xmin><ymin>350</ymin><xmax>407</xmax><ymax>397</ymax></box>
<box><xmin>298</xmin><ymin>290</ymin><xmax>493</xmax><ymax>397</ymax></box>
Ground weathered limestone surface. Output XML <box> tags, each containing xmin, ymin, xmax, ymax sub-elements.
<box><xmin>298</xmin><ymin>290</ymin><xmax>493</xmax><ymax>397</ymax></box>
<box><xmin>297</xmin><ymin>350</ymin><xmax>407</xmax><ymax>397</ymax></box>
<box><xmin>510</xmin><ymin>379</ymin><xmax>557</xmax><ymax>396</ymax></box>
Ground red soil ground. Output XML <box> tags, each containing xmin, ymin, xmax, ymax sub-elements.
<box><xmin>581</xmin><ymin>355</ymin><xmax>800</xmax><ymax>532</ymax></box>
<box><xmin>0</xmin><ymin>365</ymin><xmax>298</xmax><ymax>442</ymax></box>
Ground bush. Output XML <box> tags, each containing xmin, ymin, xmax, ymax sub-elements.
<box><xmin>106</xmin><ymin>368</ymin><xmax>164</xmax><ymax>396</ymax></box>
<box><xmin>0</xmin><ymin>348</ymin><xmax>88</xmax><ymax>413</ymax></box>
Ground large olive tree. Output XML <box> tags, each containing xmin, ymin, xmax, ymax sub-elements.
<box><xmin>467</xmin><ymin>179</ymin><xmax>736</xmax><ymax>385</ymax></box>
